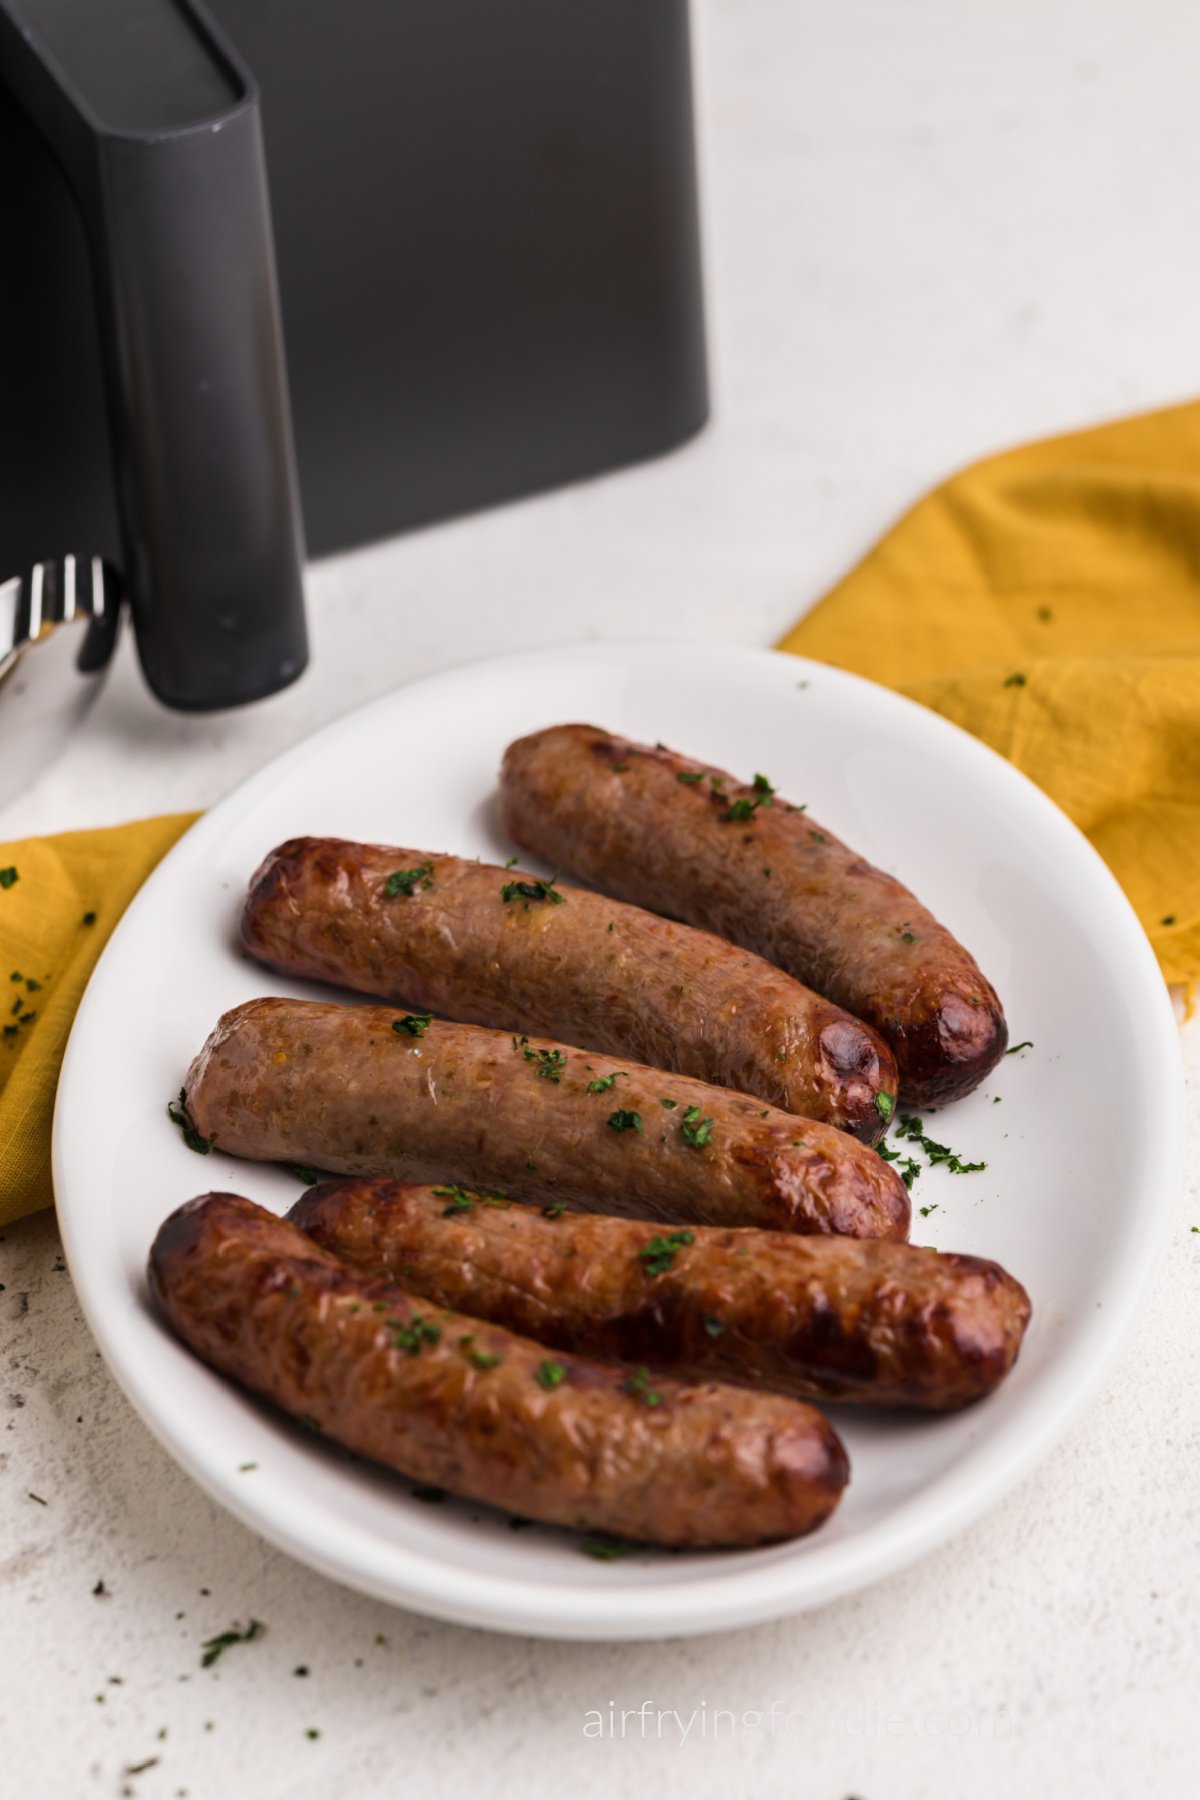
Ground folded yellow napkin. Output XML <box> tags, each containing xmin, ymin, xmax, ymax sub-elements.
<box><xmin>779</xmin><ymin>400</ymin><xmax>1200</xmax><ymax>989</ymax></box>
<box><xmin>4</xmin><ymin>402</ymin><xmax>1197</xmax><ymax>1227</ymax></box>
<box><xmin>0</xmin><ymin>815</ymin><xmax>197</xmax><ymax>1226</ymax></box>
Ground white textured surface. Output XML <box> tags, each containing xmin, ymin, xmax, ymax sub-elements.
<box><xmin>2</xmin><ymin>0</ymin><xmax>1198</xmax><ymax>1791</ymax></box>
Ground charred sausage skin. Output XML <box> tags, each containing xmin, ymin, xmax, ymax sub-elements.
<box><xmin>497</xmin><ymin>725</ymin><xmax>1008</xmax><ymax>1106</ymax></box>
<box><xmin>184</xmin><ymin>998</ymin><xmax>910</xmax><ymax>1240</ymax></box>
<box><xmin>148</xmin><ymin>1192</ymin><xmax>849</xmax><ymax>1547</ymax></box>
<box><xmin>240</xmin><ymin>836</ymin><xmax>897</xmax><ymax>1143</ymax></box>
<box><xmin>290</xmin><ymin>1179</ymin><xmax>1031</xmax><ymax>1411</ymax></box>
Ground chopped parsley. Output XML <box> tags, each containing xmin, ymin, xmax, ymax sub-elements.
<box><xmin>622</xmin><ymin>1365</ymin><xmax>663</xmax><ymax>1407</ymax></box>
<box><xmin>809</xmin><ymin>830</ymin><xmax>827</xmax><ymax>843</ymax></box>
<box><xmin>391</xmin><ymin>1314</ymin><xmax>441</xmax><ymax>1355</ymax></box>
<box><xmin>81</xmin><ymin>911</ymin><xmax>96</xmax><ymax>926</ymax></box>
<box><xmin>580</xmin><ymin>1531</ymin><xmax>636</xmax><ymax>1561</ymax></box>
<box><xmin>1003</xmin><ymin>672</ymin><xmax>1027</xmax><ymax>687</ymax></box>
<box><xmin>918</xmin><ymin>1204</ymin><xmax>939</xmax><ymax>1218</ymax></box>
<box><xmin>167</xmin><ymin>1089</ymin><xmax>214</xmax><ymax>1155</ymax></box>
<box><xmin>586</xmin><ymin>1071</ymin><xmax>624</xmax><ymax>1094</ymax></box>
<box><xmin>534</xmin><ymin>1360</ymin><xmax>567</xmax><ymax>1390</ymax></box>
<box><xmin>523</xmin><ymin>1044</ymin><xmax>567</xmax><ymax>1082</ymax></box>
<box><xmin>894</xmin><ymin>1114</ymin><xmax>986</xmax><ymax>1174</ymax></box>
<box><xmin>459</xmin><ymin>1336</ymin><xmax>503</xmax><ymax>1370</ymax></box>
<box><xmin>500</xmin><ymin>874</ymin><xmax>565</xmax><ymax>906</ymax></box>
<box><xmin>900</xmin><ymin>930</ymin><xmax>916</xmax><ymax>943</ymax></box>
<box><xmin>639</xmin><ymin>1231</ymin><xmax>695</xmax><ymax>1277</ymax></box>
<box><xmin>659</xmin><ymin>1097</ymin><xmax>678</xmax><ymax>1109</ymax></box>
<box><xmin>383</xmin><ymin>862</ymin><xmax>434</xmax><ymax>897</ymax></box>
<box><xmin>200</xmin><ymin>1619</ymin><xmax>265</xmax><ymax>1668</ymax></box>
<box><xmin>606</xmin><ymin>1108</ymin><xmax>643</xmax><ymax>1134</ymax></box>
<box><xmin>876</xmin><ymin>1142</ymin><xmax>921</xmax><ymax>1188</ymax></box>
<box><xmin>676</xmin><ymin>771</ymin><xmax>705</xmax><ymax>784</ymax></box>
<box><xmin>504</xmin><ymin>856</ymin><xmax>519</xmax><ymax>869</ymax></box>
<box><xmin>541</xmin><ymin>1202</ymin><xmax>567</xmax><ymax>1219</ymax></box>
<box><xmin>703</xmin><ymin>1316</ymin><xmax>725</xmax><ymax>1338</ymax></box>
<box><xmin>1162</xmin><ymin>915</ymin><xmax>1176</xmax><ymax>926</ymax></box>
<box><xmin>875</xmin><ymin>1091</ymin><xmax>895</xmax><ymax>1125</ymax></box>
<box><xmin>679</xmin><ymin>1106</ymin><xmax>713</xmax><ymax>1149</ymax></box>
<box><xmin>0</xmin><ymin>867</ymin><xmax>18</xmax><ymax>889</ymax></box>
<box><xmin>437</xmin><ymin>1187</ymin><xmax>477</xmax><ymax>1216</ymax></box>
<box><xmin>287</xmin><ymin>1164</ymin><xmax>324</xmax><ymax>1185</ymax></box>
<box><xmin>391</xmin><ymin>1012</ymin><xmax>433</xmax><ymax>1037</ymax></box>
<box><xmin>1005</xmin><ymin>1040</ymin><xmax>1034</xmax><ymax>1055</ymax></box>
<box><xmin>719</xmin><ymin>773</ymin><xmax>775</xmax><ymax>824</ymax></box>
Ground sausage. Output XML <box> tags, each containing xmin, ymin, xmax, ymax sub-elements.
<box><xmin>289</xmin><ymin>1179</ymin><xmax>1031</xmax><ymax>1410</ymax></box>
<box><xmin>497</xmin><ymin>725</ymin><xmax>1008</xmax><ymax>1106</ymax></box>
<box><xmin>240</xmin><ymin>835</ymin><xmax>898</xmax><ymax>1143</ymax></box>
<box><xmin>184</xmin><ymin>998</ymin><xmax>910</xmax><ymax>1240</ymax></box>
<box><xmin>148</xmin><ymin>1192</ymin><xmax>849</xmax><ymax>1547</ymax></box>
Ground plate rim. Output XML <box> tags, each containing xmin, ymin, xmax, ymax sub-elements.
<box><xmin>52</xmin><ymin>640</ymin><xmax>1185</xmax><ymax>1640</ymax></box>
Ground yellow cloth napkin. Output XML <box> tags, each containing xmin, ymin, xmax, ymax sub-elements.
<box><xmin>779</xmin><ymin>400</ymin><xmax>1200</xmax><ymax>990</ymax></box>
<box><xmin>0</xmin><ymin>814</ymin><xmax>198</xmax><ymax>1226</ymax></box>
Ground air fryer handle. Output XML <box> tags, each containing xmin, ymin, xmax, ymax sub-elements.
<box><xmin>0</xmin><ymin>0</ymin><xmax>308</xmax><ymax>711</ymax></box>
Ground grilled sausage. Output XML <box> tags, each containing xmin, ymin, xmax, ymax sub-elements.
<box><xmin>148</xmin><ymin>1192</ymin><xmax>849</xmax><ymax>1547</ymax></box>
<box><xmin>184</xmin><ymin>998</ymin><xmax>910</xmax><ymax>1240</ymax></box>
<box><xmin>498</xmin><ymin>725</ymin><xmax>1008</xmax><ymax>1105</ymax></box>
<box><xmin>289</xmin><ymin>1179</ymin><xmax>1031</xmax><ymax>1410</ymax></box>
<box><xmin>240</xmin><ymin>837</ymin><xmax>899</xmax><ymax>1143</ymax></box>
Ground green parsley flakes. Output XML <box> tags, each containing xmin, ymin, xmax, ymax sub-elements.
<box><xmin>391</xmin><ymin>1012</ymin><xmax>433</xmax><ymax>1037</ymax></box>
<box><xmin>500</xmin><ymin>875</ymin><xmax>565</xmax><ymax>906</ymax></box>
<box><xmin>875</xmin><ymin>1091</ymin><xmax>895</xmax><ymax>1124</ymax></box>
<box><xmin>679</xmin><ymin>1106</ymin><xmax>713</xmax><ymax>1149</ymax></box>
<box><xmin>383</xmin><ymin>862</ymin><xmax>434</xmax><ymax>897</ymax></box>
<box><xmin>0</xmin><ymin>867</ymin><xmax>18</xmax><ymax>889</ymax></box>
<box><xmin>622</xmin><ymin>1365</ymin><xmax>663</xmax><ymax>1406</ymax></box>
<box><xmin>167</xmin><ymin>1089</ymin><xmax>214</xmax><ymax>1155</ymax></box>
<box><xmin>638</xmin><ymin>1231</ymin><xmax>695</xmax><ymax>1276</ymax></box>
<box><xmin>535</xmin><ymin>1360</ymin><xmax>567</xmax><ymax>1390</ymax></box>
<box><xmin>606</xmin><ymin>1108</ymin><xmax>643</xmax><ymax>1134</ymax></box>
<box><xmin>390</xmin><ymin>1314</ymin><xmax>441</xmax><ymax>1355</ymax></box>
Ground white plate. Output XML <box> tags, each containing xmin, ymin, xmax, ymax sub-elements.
<box><xmin>53</xmin><ymin>643</ymin><xmax>1183</xmax><ymax>1641</ymax></box>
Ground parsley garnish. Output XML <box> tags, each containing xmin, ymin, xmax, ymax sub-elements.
<box><xmin>391</xmin><ymin>1314</ymin><xmax>441</xmax><ymax>1355</ymax></box>
<box><xmin>622</xmin><ymin>1365</ymin><xmax>662</xmax><ymax>1406</ymax></box>
<box><xmin>383</xmin><ymin>862</ymin><xmax>434</xmax><ymax>897</ymax></box>
<box><xmin>875</xmin><ymin>1091</ymin><xmax>895</xmax><ymax>1124</ymax></box>
<box><xmin>436</xmin><ymin>1187</ymin><xmax>476</xmax><ymax>1216</ymax></box>
<box><xmin>1003</xmin><ymin>672</ymin><xmax>1027</xmax><ymax>687</ymax></box>
<box><xmin>392</xmin><ymin>1012</ymin><xmax>433</xmax><ymax>1037</ymax></box>
<box><xmin>703</xmin><ymin>1316</ymin><xmax>725</xmax><ymax>1338</ymax></box>
<box><xmin>81</xmin><ymin>911</ymin><xmax>96</xmax><ymax>926</ymax></box>
<box><xmin>676</xmin><ymin>770</ymin><xmax>705</xmax><ymax>784</ymax></box>
<box><xmin>876</xmin><ymin>1143</ymin><xmax>921</xmax><ymax>1188</ymax></box>
<box><xmin>606</xmin><ymin>1108</ymin><xmax>643</xmax><ymax>1134</ymax></box>
<box><xmin>900</xmin><ymin>930</ymin><xmax>916</xmax><ymax>943</ymax></box>
<box><xmin>167</xmin><ymin>1089</ymin><xmax>213</xmax><ymax>1155</ymax></box>
<box><xmin>535</xmin><ymin>1360</ymin><xmax>567</xmax><ymax>1390</ymax></box>
<box><xmin>287</xmin><ymin>1164</ymin><xmax>323</xmax><ymax>1185</ymax></box>
<box><xmin>659</xmin><ymin>1098</ymin><xmax>678</xmax><ymax>1109</ymax></box>
<box><xmin>894</xmin><ymin>1114</ymin><xmax>986</xmax><ymax>1174</ymax></box>
<box><xmin>1005</xmin><ymin>1040</ymin><xmax>1034</xmax><ymax>1055</ymax></box>
<box><xmin>200</xmin><ymin>1619</ymin><xmax>265</xmax><ymax>1668</ymax></box>
<box><xmin>541</xmin><ymin>1203</ymin><xmax>567</xmax><ymax>1219</ymax></box>
<box><xmin>639</xmin><ymin>1231</ymin><xmax>695</xmax><ymax>1276</ymax></box>
<box><xmin>809</xmin><ymin>830</ymin><xmax>827</xmax><ymax>843</ymax></box>
<box><xmin>500</xmin><ymin>874</ymin><xmax>565</xmax><ymax>906</ymax></box>
<box><xmin>679</xmin><ymin>1106</ymin><xmax>713</xmax><ymax>1149</ymax></box>
<box><xmin>580</xmin><ymin>1532</ymin><xmax>636</xmax><ymax>1561</ymax></box>
<box><xmin>718</xmin><ymin>773</ymin><xmax>775</xmax><ymax>824</ymax></box>
<box><xmin>586</xmin><ymin>1071</ymin><xmax>624</xmax><ymax>1093</ymax></box>
<box><xmin>0</xmin><ymin>867</ymin><xmax>18</xmax><ymax>889</ymax></box>
<box><xmin>459</xmin><ymin>1335</ymin><xmax>503</xmax><ymax>1370</ymax></box>
<box><xmin>523</xmin><ymin>1044</ymin><xmax>567</xmax><ymax>1082</ymax></box>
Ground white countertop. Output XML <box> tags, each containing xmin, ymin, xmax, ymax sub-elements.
<box><xmin>3</xmin><ymin>1</ymin><xmax>1198</xmax><ymax>1793</ymax></box>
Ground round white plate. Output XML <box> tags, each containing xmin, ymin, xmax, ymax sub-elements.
<box><xmin>53</xmin><ymin>643</ymin><xmax>1183</xmax><ymax>1640</ymax></box>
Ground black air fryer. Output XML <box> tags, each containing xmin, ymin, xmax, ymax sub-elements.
<box><xmin>0</xmin><ymin>0</ymin><xmax>708</xmax><ymax>711</ymax></box>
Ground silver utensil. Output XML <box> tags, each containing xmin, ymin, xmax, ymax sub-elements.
<box><xmin>0</xmin><ymin>556</ymin><xmax>123</xmax><ymax>811</ymax></box>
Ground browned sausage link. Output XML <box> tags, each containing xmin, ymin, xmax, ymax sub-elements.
<box><xmin>185</xmin><ymin>999</ymin><xmax>910</xmax><ymax>1241</ymax></box>
<box><xmin>149</xmin><ymin>1193</ymin><xmax>849</xmax><ymax>1547</ymax></box>
<box><xmin>289</xmin><ymin>1179</ymin><xmax>1031</xmax><ymax>1411</ymax></box>
<box><xmin>497</xmin><ymin>725</ymin><xmax>1008</xmax><ymax>1106</ymax></box>
<box><xmin>240</xmin><ymin>837</ymin><xmax>898</xmax><ymax>1144</ymax></box>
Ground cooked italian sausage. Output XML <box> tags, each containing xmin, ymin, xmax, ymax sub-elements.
<box><xmin>498</xmin><ymin>725</ymin><xmax>1008</xmax><ymax>1105</ymax></box>
<box><xmin>240</xmin><ymin>836</ymin><xmax>898</xmax><ymax>1142</ymax></box>
<box><xmin>184</xmin><ymin>998</ymin><xmax>910</xmax><ymax>1239</ymax></box>
<box><xmin>149</xmin><ymin>1192</ymin><xmax>849</xmax><ymax>1547</ymax></box>
<box><xmin>289</xmin><ymin>1179</ymin><xmax>1031</xmax><ymax>1410</ymax></box>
